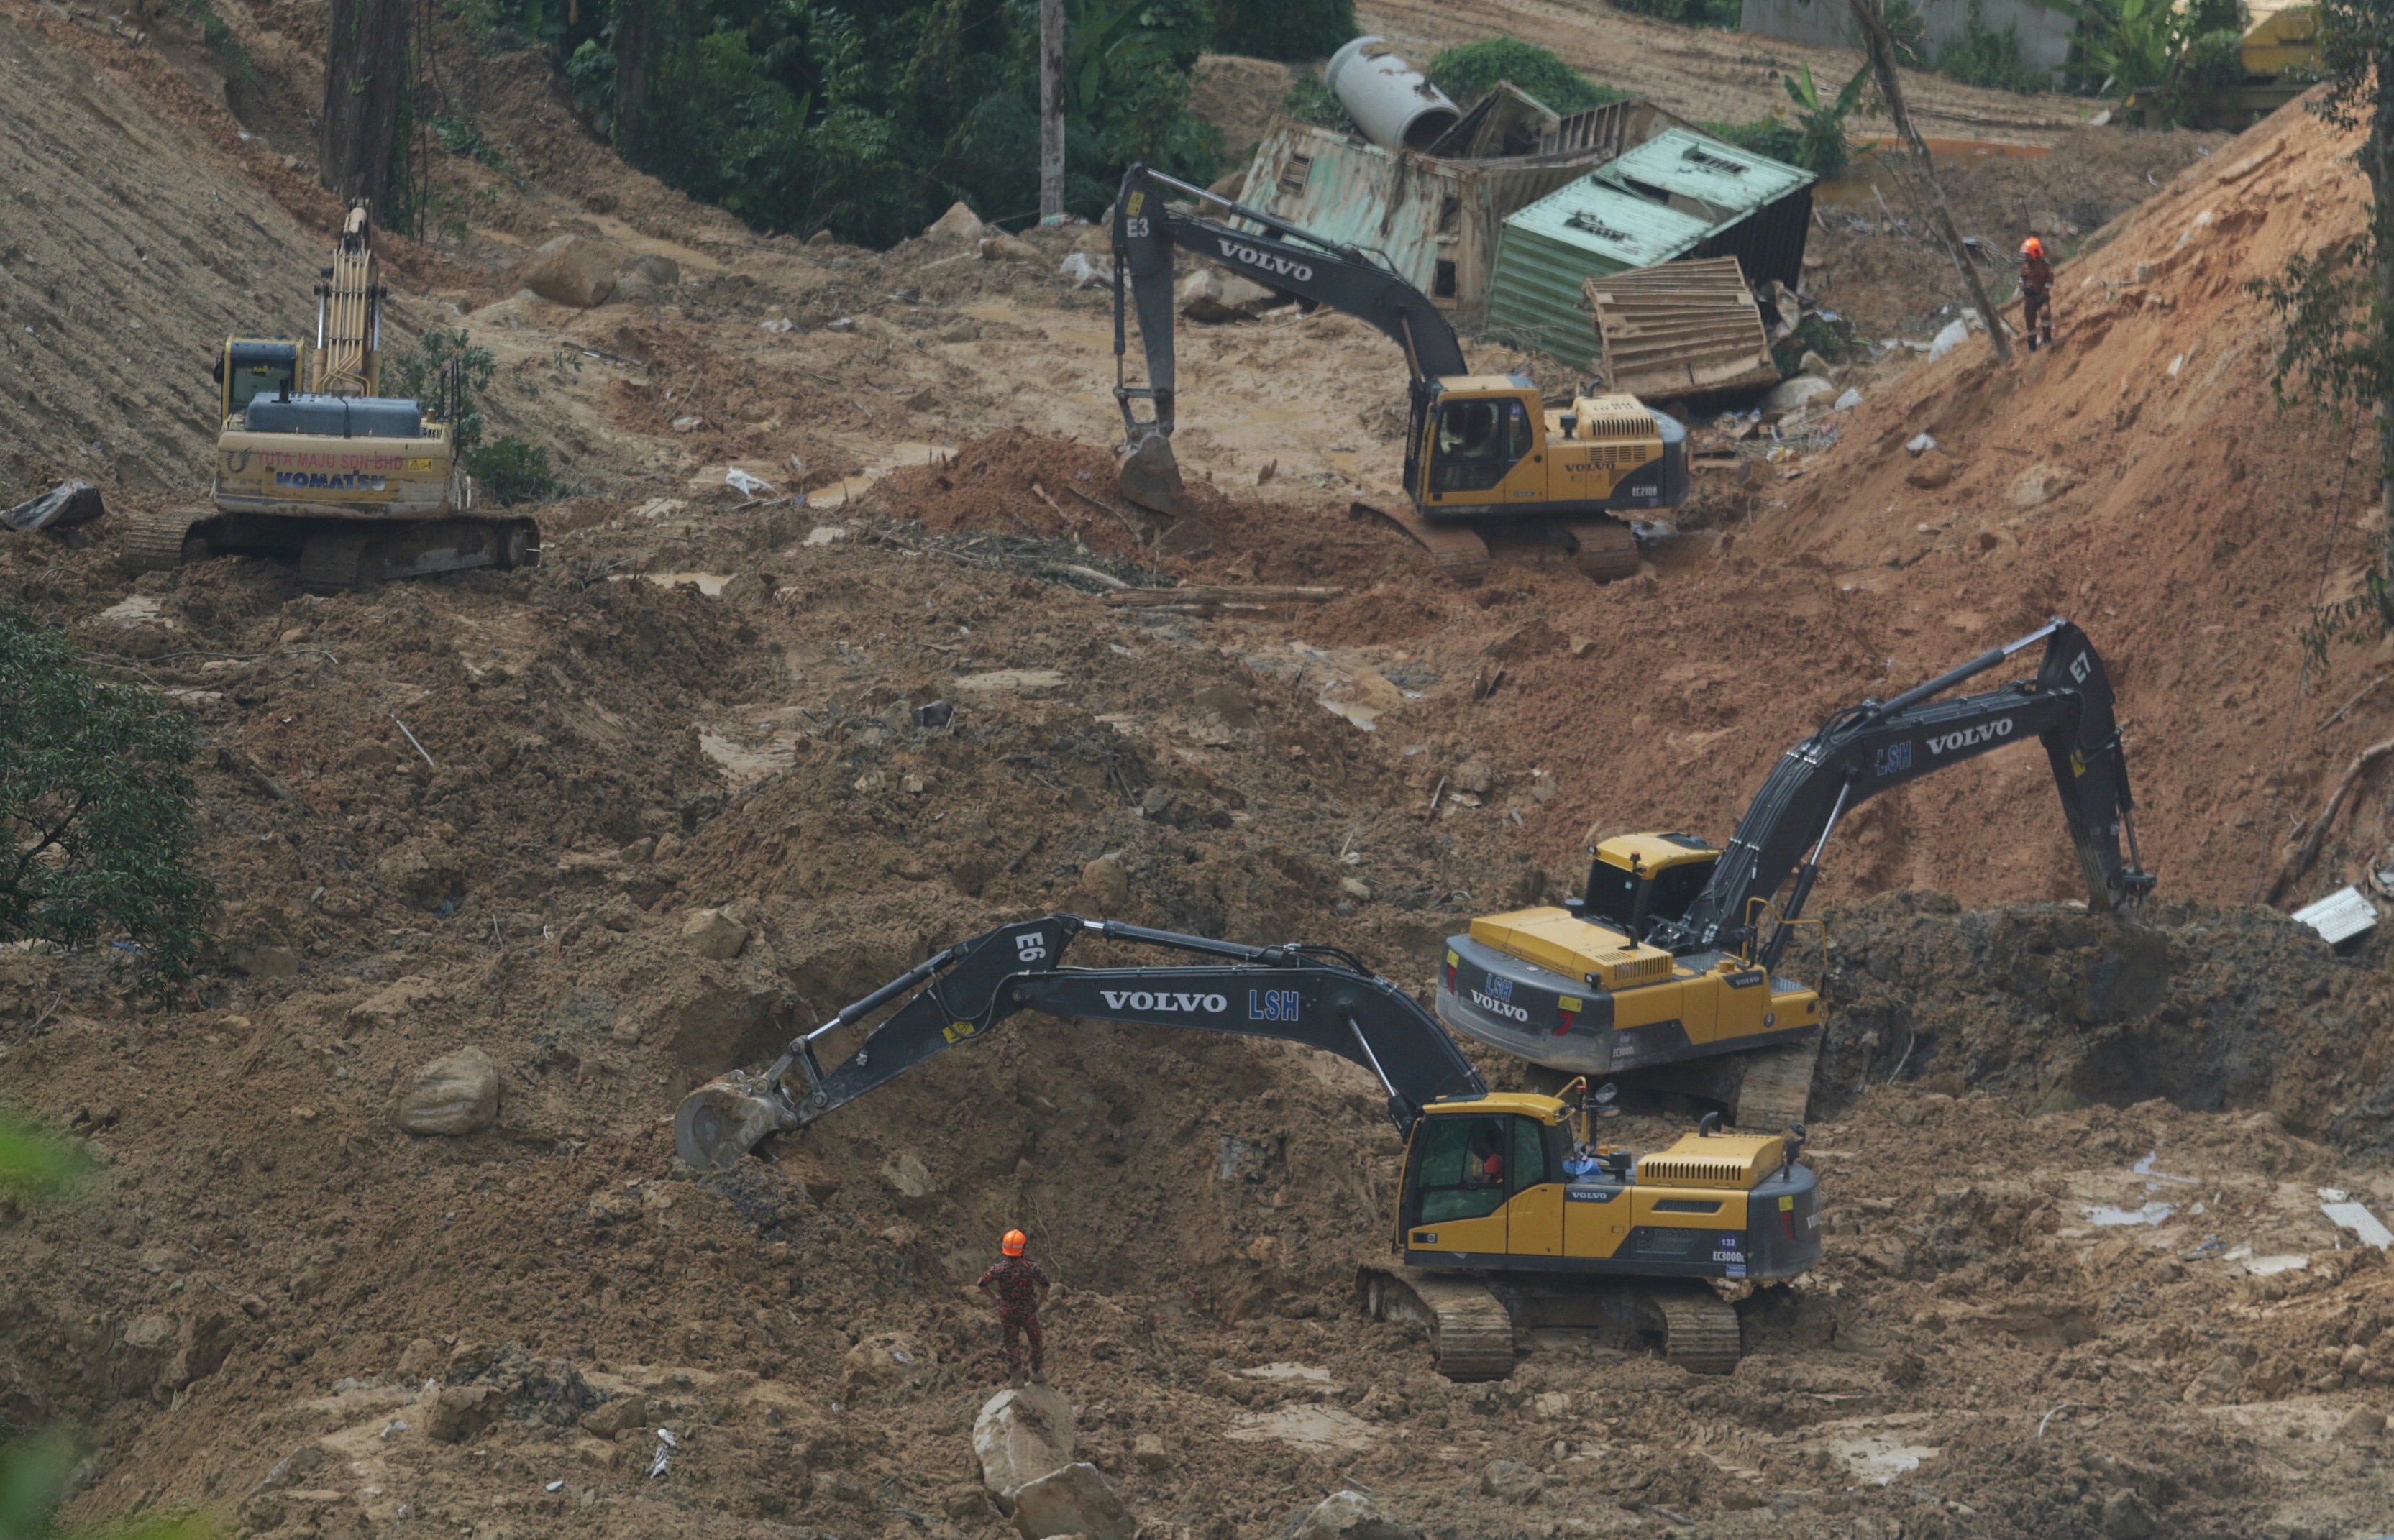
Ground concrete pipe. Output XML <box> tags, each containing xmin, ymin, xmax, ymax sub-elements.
<box><xmin>1325</xmin><ymin>37</ymin><xmax>1461</xmax><ymax>153</ymax></box>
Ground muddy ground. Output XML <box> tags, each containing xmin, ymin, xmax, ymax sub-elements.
<box><xmin>4</xmin><ymin>1</ymin><xmax>2394</xmax><ymax>1537</ymax></box>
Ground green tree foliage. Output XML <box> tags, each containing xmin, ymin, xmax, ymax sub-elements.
<box><xmin>469</xmin><ymin>438</ymin><xmax>559</xmax><ymax>504</ymax></box>
<box><xmin>1280</xmin><ymin>73</ymin><xmax>1354</xmax><ymax>132</ymax></box>
<box><xmin>385</xmin><ymin>328</ymin><xmax>498</xmax><ymax>453</ymax></box>
<box><xmin>2049</xmin><ymin>0</ymin><xmax>2242</xmax><ymax>125</ymax></box>
<box><xmin>1425</xmin><ymin>39</ymin><xmax>1627</xmax><ymax>114</ymax></box>
<box><xmin>1938</xmin><ymin>0</ymin><xmax>2050</xmax><ymax>91</ymax></box>
<box><xmin>1607</xmin><ymin>0</ymin><xmax>1741</xmax><ymax>28</ymax></box>
<box><xmin>1700</xmin><ymin>115</ymin><xmax>1804</xmax><ymax>164</ymax></box>
<box><xmin>0</xmin><ymin>608</ymin><xmax>211</xmax><ymax>996</ymax></box>
<box><xmin>1780</xmin><ymin>60</ymin><xmax>1870</xmax><ymax>176</ymax></box>
<box><xmin>1209</xmin><ymin>0</ymin><xmax>1351</xmax><ymax>60</ymax></box>
<box><xmin>2249</xmin><ymin>0</ymin><xmax>2394</xmax><ymax>667</ymax></box>
<box><xmin>560</xmin><ymin>0</ymin><xmax>1223</xmax><ymax>248</ymax></box>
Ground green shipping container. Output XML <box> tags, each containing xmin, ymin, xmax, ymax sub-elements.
<box><xmin>1485</xmin><ymin>129</ymin><xmax>1817</xmax><ymax>372</ymax></box>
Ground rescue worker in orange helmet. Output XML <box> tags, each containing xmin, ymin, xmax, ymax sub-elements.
<box><xmin>977</xmin><ymin>1228</ymin><xmax>1052</xmax><ymax>1383</ymax></box>
<box><xmin>2019</xmin><ymin>237</ymin><xmax>2055</xmax><ymax>352</ymax></box>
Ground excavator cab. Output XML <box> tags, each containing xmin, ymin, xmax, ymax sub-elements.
<box><xmin>1571</xmin><ymin>833</ymin><xmax>1721</xmax><ymax>940</ymax></box>
<box><xmin>214</xmin><ymin>338</ymin><xmax>302</xmax><ymax>420</ymax></box>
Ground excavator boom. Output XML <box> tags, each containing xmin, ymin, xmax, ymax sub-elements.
<box><xmin>675</xmin><ymin>915</ymin><xmax>1486</xmax><ymax>1171</ymax></box>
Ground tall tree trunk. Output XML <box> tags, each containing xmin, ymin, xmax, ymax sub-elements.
<box><xmin>1038</xmin><ymin>0</ymin><xmax>1064</xmax><ymax>221</ymax></box>
<box><xmin>1847</xmin><ymin>0</ymin><xmax>2011</xmax><ymax>364</ymax></box>
<box><xmin>613</xmin><ymin>0</ymin><xmax>653</xmax><ymax>161</ymax></box>
<box><xmin>321</xmin><ymin>0</ymin><xmax>411</xmax><ymax>211</ymax></box>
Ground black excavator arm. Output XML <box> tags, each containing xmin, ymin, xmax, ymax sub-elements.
<box><xmin>675</xmin><ymin>915</ymin><xmax>1489</xmax><ymax>1170</ymax></box>
<box><xmin>1110</xmin><ymin>164</ymin><xmax>1468</xmax><ymax>446</ymax></box>
<box><xmin>1649</xmin><ymin>618</ymin><xmax>2154</xmax><ymax>966</ymax></box>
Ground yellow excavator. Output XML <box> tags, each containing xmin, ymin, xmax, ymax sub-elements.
<box><xmin>124</xmin><ymin>204</ymin><xmax>539</xmax><ymax>593</ymax></box>
<box><xmin>1443</xmin><ymin>619</ymin><xmax>2155</xmax><ymax>1128</ymax></box>
<box><xmin>677</xmin><ymin>916</ymin><xmax>1821</xmax><ymax>1378</ymax></box>
<box><xmin>1110</xmin><ymin>165</ymin><xmax>1686</xmax><ymax>582</ymax></box>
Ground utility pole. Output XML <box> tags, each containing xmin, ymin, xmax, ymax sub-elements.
<box><xmin>1039</xmin><ymin>0</ymin><xmax>1065</xmax><ymax>221</ymax></box>
<box><xmin>1847</xmin><ymin>0</ymin><xmax>2011</xmax><ymax>362</ymax></box>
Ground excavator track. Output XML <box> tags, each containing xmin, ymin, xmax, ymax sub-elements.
<box><xmin>1349</xmin><ymin>501</ymin><xmax>1493</xmax><ymax>585</ymax></box>
<box><xmin>1645</xmin><ymin>1284</ymin><xmax>1742</xmax><ymax>1375</ymax></box>
<box><xmin>1562</xmin><ymin>516</ymin><xmax>1641</xmax><ymax>582</ymax></box>
<box><xmin>298</xmin><ymin>531</ymin><xmax>375</xmax><ymax>595</ymax></box>
<box><xmin>1730</xmin><ymin>1036</ymin><xmax>1821</xmax><ymax>1132</ymax></box>
<box><xmin>122</xmin><ymin>508</ymin><xmax>215</xmax><ymax>573</ymax></box>
<box><xmin>1357</xmin><ymin>1268</ymin><xmax>1515</xmax><ymax>1381</ymax></box>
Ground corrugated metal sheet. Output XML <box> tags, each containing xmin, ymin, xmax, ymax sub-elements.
<box><xmin>1485</xmin><ymin>130</ymin><xmax>1815</xmax><ymax>371</ymax></box>
<box><xmin>1229</xmin><ymin>121</ymin><xmax>1617</xmax><ymax>313</ymax></box>
<box><xmin>1584</xmin><ymin>257</ymin><xmax>1779</xmax><ymax>400</ymax></box>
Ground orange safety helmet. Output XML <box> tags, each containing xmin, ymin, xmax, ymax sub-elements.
<box><xmin>1001</xmin><ymin>1229</ymin><xmax>1028</xmax><ymax>1257</ymax></box>
<box><xmin>2021</xmin><ymin>237</ymin><xmax>2045</xmax><ymax>260</ymax></box>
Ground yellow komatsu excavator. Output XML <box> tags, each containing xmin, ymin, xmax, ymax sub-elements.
<box><xmin>1442</xmin><ymin>619</ymin><xmax>2156</xmax><ymax>1127</ymax></box>
<box><xmin>124</xmin><ymin>204</ymin><xmax>539</xmax><ymax>594</ymax></box>
<box><xmin>675</xmin><ymin>916</ymin><xmax>1822</xmax><ymax>1379</ymax></box>
<box><xmin>1110</xmin><ymin>165</ymin><xmax>1686</xmax><ymax>582</ymax></box>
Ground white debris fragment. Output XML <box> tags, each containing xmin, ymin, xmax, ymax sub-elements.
<box><xmin>1906</xmin><ymin>433</ymin><xmax>1937</xmax><ymax>454</ymax></box>
<box><xmin>760</xmin><ymin>317</ymin><xmax>796</xmax><ymax>333</ymax></box>
<box><xmin>1927</xmin><ymin>318</ymin><xmax>1971</xmax><ymax>360</ymax></box>
<box><xmin>2321</xmin><ymin>1198</ymin><xmax>2393</xmax><ymax>1250</ymax></box>
<box><xmin>724</xmin><ymin>468</ymin><xmax>777</xmax><ymax>497</ymax></box>
<box><xmin>1833</xmin><ymin>387</ymin><xmax>1863</xmax><ymax>411</ymax></box>
<box><xmin>2292</xmin><ymin>885</ymin><xmax>2377</xmax><ymax>948</ymax></box>
<box><xmin>1059</xmin><ymin>252</ymin><xmax>1113</xmax><ymax>288</ymax></box>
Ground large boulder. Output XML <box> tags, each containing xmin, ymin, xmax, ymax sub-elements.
<box><xmin>611</xmin><ymin>250</ymin><xmax>680</xmax><ymax>303</ymax></box>
<box><xmin>394</xmin><ymin>1048</ymin><xmax>500</xmax><ymax>1136</ymax></box>
<box><xmin>974</xmin><ymin>1383</ymin><xmax>1076</xmax><ymax>1498</ymax></box>
<box><xmin>1010</xmin><ymin>1462</ymin><xmax>1135</xmax><ymax>1540</ymax></box>
<box><xmin>518</xmin><ymin>235</ymin><xmax>626</xmax><ymax>308</ymax></box>
<box><xmin>1761</xmin><ymin>374</ymin><xmax>1835</xmax><ymax>413</ymax></box>
<box><xmin>680</xmin><ymin>908</ymin><xmax>749</xmax><ymax>961</ymax></box>
<box><xmin>1178</xmin><ymin>267</ymin><xmax>1277</xmax><ymax>322</ymax></box>
<box><xmin>926</xmin><ymin>201</ymin><xmax>987</xmax><ymax>242</ymax></box>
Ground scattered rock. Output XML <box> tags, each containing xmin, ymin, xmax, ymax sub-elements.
<box><xmin>1078</xmin><ymin>854</ymin><xmax>1129</xmax><ymax>911</ymax></box>
<box><xmin>610</xmin><ymin>250</ymin><xmax>680</xmax><ymax>303</ymax></box>
<box><xmin>1906</xmin><ymin>457</ymin><xmax>1955</xmax><ymax>491</ymax></box>
<box><xmin>1178</xmin><ymin>267</ymin><xmax>1278</xmax><ymax>322</ymax></box>
<box><xmin>2336</xmin><ymin>1406</ymin><xmax>2385</xmax><ymax>1439</ymax></box>
<box><xmin>228</xmin><ymin>941</ymin><xmax>299</xmax><ymax>978</ymax></box>
<box><xmin>974</xmin><ymin>1383</ymin><xmax>1078</xmax><ymax>1498</ymax></box>
<box><xmin>427</xmin><ymin>1384</ymin><xmax>497</xmax><ymax>1443</ymax></box>
<box><xmin>516</xmin><ymin>235</ymin><xmax>626</xmax><ymax>308</ymax></box>
<box><xmin>2009</xmin><ymin>462</ymin><xmax>2077</xmax><ymax>508</ymax></box>
<box><xmin>1762</xmin><ymin>375</ymin><xmax>1835</xmax><ymax>413</ymax></box>
<box><xmin>255</xmin><ymin>1442</ymin><xmax>328</xmax><ymax>1491</ymax></box>
<box><xmin>393</xmin><ymin>1048</ymin><xmax>501</xmax><ymax>1137</ymax></box>
<box><xmin>843</xmin><ymin>1332</ymin><xmax>932</xmax><ymax>1384</ymax></box>
<box><xmin>926</xmin><ymin>201</ymin><xmax>987</xmax><ymax>241</ymax></box>
<box><xmin>882</xmin><ymin>1150</ymin><xmax>937</xmax><ymax>1199</ymax></box>
<box><xmin>681</xmin><ymin>908</ymin><xmax>749</xmax><ymax>961</ymax></box>
<box><xmin>1294</xmin><ymin>1490</ymin><xmax>1422</xmax><ymax>1540</ymax></box>
<box><xmin>1339</xmin><ymin>876</ymin><xmax>1372</xmax><ymax>902</ymax></box>
<box><xmin>1453</xmin><ymin>759</ymin><xmax>1494</xmax><ymax>795</ymax></box>
<box><xmin>1480</xmin><ymin>1459</ymin><xmax>1543</xmax><ymax>1504</ymax></box>
<box><xmin>580</xmin><ymin>1394</ymin><xmax>649</xmax><ymax>1439</ymax></box>
<box><xmin>396</xmin><ymin>1338</ymin><xmax>442</xmax><ymax>1379</ymax></box>
<box><xmin>1833</xmin><ymin>386</ymin><xmax>1863</xmax><ymax>411</ymax></box>
<box><xmin>1010</xmin><ymin>1462</ymin><xmax>1136</xmax><ymax>1540</ymax></box>
<box><xmin>981</xmin><ymin>233</ymin><xmax>1045</xmax><ymax>264</ymax></box>
<box><xmin>1796</xmin><ymin>349</ymin><xmax>1834</xmax><ymax>377</ymax></box>
<box><xmin>1131</xmin><ymin>1433</ymin><xmax>1169</xmax><ymax>1471</ymax></box>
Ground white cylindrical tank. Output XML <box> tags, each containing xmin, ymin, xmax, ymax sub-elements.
<box><xmin>1324</xmin><ymin>37</ymin><xmax>1461</xmax><ymax>153</ymax></box>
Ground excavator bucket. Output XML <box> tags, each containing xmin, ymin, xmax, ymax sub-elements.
<box><xmin>675</xmin><ymin>1075</ymin><xmax>794</xmax><ymax>1170</ymax></box>
<box><xmin>1115</xmin><ymin>430</ymin><xmax>1184</xmax><ymax>515</ymax></box>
